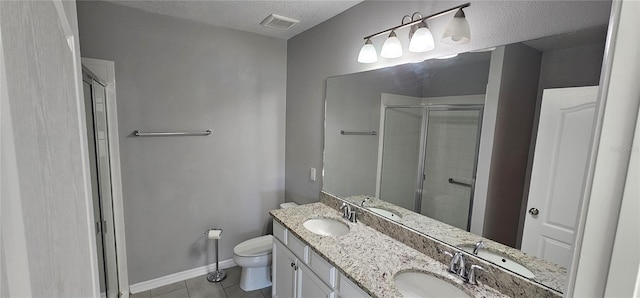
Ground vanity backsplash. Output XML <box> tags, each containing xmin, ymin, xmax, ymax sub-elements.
<box><xmin>320</xmin><ymin>191</ymin><xmax>564</xmax><ymax>298</ymax></box>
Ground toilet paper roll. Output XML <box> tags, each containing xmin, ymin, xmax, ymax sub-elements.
<box><xmin>207</xmin><ymin>229</ymin><xmax>222</xmax><ymax>240</ymax></box>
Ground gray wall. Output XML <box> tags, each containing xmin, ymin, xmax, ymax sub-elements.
<box><xmin>422</xmin><ymin>61</ymin><xmax>490</xmax><ymax>97</ymax></box>
<box><xmin>77</xmin><ymin>1</ymin><xmax>286</xmax><ymax>284</ymax></box>
<box><xmin>537</xmin><ymin>44</ymin><xmax>605</xmax><ymax>91</ymax></box>
<box><xmin>483</xmin><ymin>43</ymin><xmax>542</xmax><ymax>247</ymax></box>
<box><xmin>285</xmin><ymin>0</ymin><xmax>612</xmax><ymax>205</ymax></box>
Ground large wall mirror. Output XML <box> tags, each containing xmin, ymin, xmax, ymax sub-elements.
<box><xmin>323</xmin><ymin>24</ymin><xmax>608</xmax><ymax>292</ymax></box>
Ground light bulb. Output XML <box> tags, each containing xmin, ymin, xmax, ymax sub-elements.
<box><xmin>357</xmin><ymin>39</ymin><xmax>378</xmax><ymax>63</ymax></box>
<box><xmin>441</xmin><ymin>9</ymin><xmax>471</xmax><ymax>45</ymax></box>
<box><xmin>409</xmin><ymin>23</ymin><xmax>435</xmax><ymax>53</ymax></box>
<box><xmin>380</xmin><ymin>31</ymin><xmax>403</xmax><ymax>58</ymax></box>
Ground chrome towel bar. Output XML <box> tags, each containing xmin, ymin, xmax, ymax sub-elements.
<box><xmin>133</xmin><ymin>130</ymin><xmax>212</xmax><ymax>137</ymax></box>
<box><xmin>340</xmin><ymin>130</ymin><xmax>377</xmax><ymax>135</ymax></box>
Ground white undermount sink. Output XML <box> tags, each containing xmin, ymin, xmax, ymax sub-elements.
<box><xmin>303</xmin><ymin>218</ymin><xmax>350</xmax><ymax>237</ymax></box>
<box><xmin>366</xmin><ymin>207</ymin><xmax>402</xmax><ymax>222</ymax></box>
<box><xmin>394</xmin><ymin>272</ymin><xmax>470</xmax><ymax>298</ymax></box>
<box><xmin>460</xmin><ymin>246</ymin><xmax>536</xmax><ymax>279</ymax></box>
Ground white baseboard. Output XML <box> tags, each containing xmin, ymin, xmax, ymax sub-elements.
<box><xmin>129</xmin><ymin>258</ymin><xmax>237</xmax><ymax>294</ymax></box>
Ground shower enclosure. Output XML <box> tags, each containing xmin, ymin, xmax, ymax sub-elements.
<box><xmin>378</xmin><ymin>104</ymin><xmax>483</xmax><ymax>231</ymax></box>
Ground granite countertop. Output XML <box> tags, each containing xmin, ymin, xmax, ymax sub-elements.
<box><xmin>340</xmin><ymin>195</ymin><xmax>567</xmax><ymax>293</ymax></box>
<box><xmin>270</xmin><ymin>202</ymin><xmax>507</xmax><ymax>298</ymax></box>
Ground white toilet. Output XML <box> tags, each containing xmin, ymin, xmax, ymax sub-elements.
<box><xmin>233</xmin><ymin>202</ymin><xmax>298</xmax><ymax>291</ymax></box>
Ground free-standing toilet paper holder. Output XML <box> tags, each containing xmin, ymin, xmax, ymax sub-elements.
<box><xmin>204</xmin><ymin>228</ymin><xmax>227</xmax><ymax>282</ymax></box>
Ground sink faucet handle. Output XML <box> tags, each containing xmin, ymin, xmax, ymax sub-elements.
<box><xmin>467</xmin><ymin>265</ymin><xmax>486</xmax><ymax>285</ymax></box>
<box><xmin>361</xmin><ymin>197</ymin><xmax>371</xmax><ymax>207</ymax></box>
<box><xmin>473</xmin><ymin>240</ymin><xmax>486</xmax><ymax>255</ymax></box>
<box><xmin>348</xmin><ymin>210</ymin><xmax>357</xmax><ymax>223</ymax></box>
<box><xmin>439</xmin><ymin>248</ymin><xmax>454</xmax><ymax>258</ymax></box>
<box><xmin>438</xmin><ymin>249</ymin><xmax>458</xmax><ymax>273</ymax></box>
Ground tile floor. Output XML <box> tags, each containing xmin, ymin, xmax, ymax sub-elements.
<box><xmin>130</xmin><ymin>266</ymin><xmax>271</xmax><ymax>298</ymax></box>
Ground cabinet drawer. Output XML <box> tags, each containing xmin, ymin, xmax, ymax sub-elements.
<box><xmin>287</xmin><ymin>232</ymin><xmax>309</xmax><ymax>263</ymax></box>
<box><xmin>273</xmin><ymin>220</ymin><xmax>287</xmax><ymax>245</ymax></box>
<box><xmin>309</xmin><ymin>250</ymin><xmax>336</xmax><ymax>288</ymax></box>
<box><xmin>338</xmin><ymin>274</ymin><xmax>370</xmax><ymax>298</ymax></box>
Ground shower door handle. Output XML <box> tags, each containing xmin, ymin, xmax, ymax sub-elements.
<box><xmin>448</xmin><ymin>178</ymin><xmax>472</xmax><ymax>187</ymax></box>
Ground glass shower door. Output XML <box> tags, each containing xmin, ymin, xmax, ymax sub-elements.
<box><xmin>378</xmin><ymin>107</ymin><xmax>423</xmax><ymax>210</ymax></box>
<box><xmin>420</xmin><ymin>108</ymin><xmax>482</xmax><ymax>231</ymax></box>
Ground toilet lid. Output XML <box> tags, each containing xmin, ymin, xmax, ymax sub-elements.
<box><xmin>234</xmin><ymin>235</ymin><xmax>273</xmax><ymax>257</ymax></box>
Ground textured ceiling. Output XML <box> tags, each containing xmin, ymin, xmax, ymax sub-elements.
<box><xmin>104</xmin><ymin>0</ymin><xmax>363</xmax><ymax>39</ymax></box>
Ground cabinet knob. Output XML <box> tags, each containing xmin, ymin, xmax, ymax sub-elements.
<box><xmin>528</xmin><ymin>208</ymin><xmax>539</xmax><ymax>216</ymax></box>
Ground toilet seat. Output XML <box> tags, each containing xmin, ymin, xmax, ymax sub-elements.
<box><xmin>234</xmin><ymin>235</ymin><xmax>273</xmax><ymax>257</ymax></box>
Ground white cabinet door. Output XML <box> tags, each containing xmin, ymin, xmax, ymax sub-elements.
<box><xmin>274</xmin><ymin>240</ymin><xmax>297</xmax><ymax>298</ymax></box>
<box><xmin>521</xmin><ymin>86</ymin><xmax>598</xmax><ymax>268</ymax></box>
<box><xmin>298</xmin><ymin>262</ymin><xmax>334</xmax><ymax>298</ymax></box>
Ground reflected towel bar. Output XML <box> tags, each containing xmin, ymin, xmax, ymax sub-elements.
<box><xmin>134</xmin><ymin>130</ymin><xmax>212</xmax><ymax>137</ymax></box>
<box><xmin>340</xmin><ymin>130</ymin><xmax>377</xmax><ymax>136</ymax></box>
<box><xmin>448</xmin><ymin>178</ymin><xmax>472</xmax><ymax>187</ymax></box>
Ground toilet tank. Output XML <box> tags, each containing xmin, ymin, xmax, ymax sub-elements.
<box><xmin>280</xmin><ymin>202</ymin><xmax>298</xmax><ymax>209</ymax></box>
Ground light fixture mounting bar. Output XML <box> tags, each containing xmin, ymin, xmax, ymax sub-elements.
<box><xmin>363</xmin><ymin>2</ymin><xmax>471</xmax><ymax>40</ymax></box>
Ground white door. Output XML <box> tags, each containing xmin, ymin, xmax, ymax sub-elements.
<box><xmin>521</xmin><ymin>86</ymin><xmax>599</xmax><ymax>268</ymax></box>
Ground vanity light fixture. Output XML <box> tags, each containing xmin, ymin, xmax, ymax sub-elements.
<box><xmin>357</xmin><ymin>2</ymin><xmax>471</xmax><ymax>63</ymax></box>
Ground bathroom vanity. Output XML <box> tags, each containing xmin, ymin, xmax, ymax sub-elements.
<box><xmin>272</xmin><ymin>215</ymin><xmax>369</xmax><ymax>298</ymax></box>
<box><xmin>270</xmin><ymin>202</ymin><xmax>510</xmax><ymax>297</ymax></box>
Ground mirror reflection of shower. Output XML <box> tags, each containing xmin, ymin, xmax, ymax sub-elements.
<box><xmin>377</xmin><ymin>94</ymin><xmax>483</xmax><ymax>231</ymax></box>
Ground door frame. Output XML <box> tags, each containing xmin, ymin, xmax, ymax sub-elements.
<box><xmin>82</xmin><ymin>57</ymin><xmax>129</xmax><ymax>298</ymax></box>
<box><xmin>567</xmin><ymin>0</ymin><xmax>640</xmax><ymax>295</ymax></box>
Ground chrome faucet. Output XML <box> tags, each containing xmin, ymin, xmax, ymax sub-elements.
<box><xmin>440</xmin><ymin>249</ymin><xmax>486</xmax><ymax>285</ymax></box>
<box><xmin>473</xmin><ymin>240</ymin><xmax>485</xmax><ymax>255</ymax></box>
<box><xmin>360</xmin><ymin>197</ymin><xmax>371</xmax><ymax>207</ymax></box>
<box><xmin>340</xmin><ymin>202</ymin><xmax>357</xmax><ymax>223</ymax></box>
